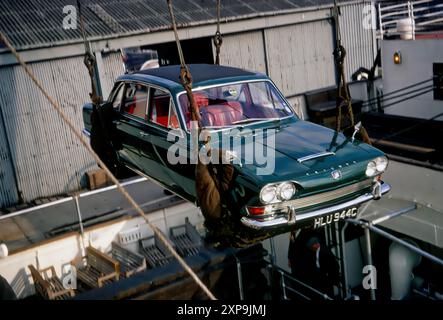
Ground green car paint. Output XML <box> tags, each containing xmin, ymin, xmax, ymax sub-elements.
<box><xmin>83</xmin><ymin>64</ymin><xmax>390</xmax><ymax>234</ymax></box>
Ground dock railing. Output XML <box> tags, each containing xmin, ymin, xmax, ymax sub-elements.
<box><xmin>378</xmin><ymin>0</ymin><xmax>443</xmax><ymax>39</ymax></box>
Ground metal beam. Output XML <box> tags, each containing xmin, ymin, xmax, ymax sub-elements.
<box><xmin>370</xmin><ymin>204</ymin><xmax>416</xmax><ymax>225</ymax></box>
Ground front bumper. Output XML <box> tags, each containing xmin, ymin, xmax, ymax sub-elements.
<box><xmin>240</xmin><ymin>181</ymin><xmax>391</xmax><ymax>230</ymax></box>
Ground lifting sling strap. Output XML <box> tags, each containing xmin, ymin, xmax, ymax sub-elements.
<box><xmin>332</xmin><ymin>0</ymin><xmax>371</xmax><ymax>144</ymax></box>
<box><xmin>77</xmin><ymin>0</ymin><xmax>102</xmax><ymax>108</ymax></box>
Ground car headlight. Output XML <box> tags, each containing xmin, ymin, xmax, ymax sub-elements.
<box><xmin>366</xmin><ymin>156</ymin><xmax>388</xmax><ymax>177</ymax></box>
<box><xmin>375</xmin><ymin>156</ymin><xmax>388</xmax><ymax>172</ymax></box>
<box><xmin>260</xmin><ymin>185</ymin><xmax>277</xmax><ymax>204</ymax></box>
<box><xmin>277</xmin><ymin>182</ymin><xmax>296</xmax><ymax>201</ymax></box>
<box><xmin>366</xmin><ymin>161</ymin><xmax>377</xmax><ymax>177</ymax></box>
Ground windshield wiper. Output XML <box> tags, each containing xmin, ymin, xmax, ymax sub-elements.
<box><xmin>232</xmin><ymin>118</ymin><xmax>280</xmax><ymax>125</ymax></box>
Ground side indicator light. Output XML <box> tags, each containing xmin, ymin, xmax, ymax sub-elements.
<box><xmin>247</xmin><ymin>206</ymin><xmax>265</xmax><ymax>216</ymax></box>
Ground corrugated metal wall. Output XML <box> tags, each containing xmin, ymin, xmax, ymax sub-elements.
<box><xmin>218</xmin><ymin>31</ymin><xmax>267</xmax><ymax>74</ymax></box>
<box><xmin>265</xmin><ymin>20</ymin><xmax>336</xmax><ymax>96</ymax></box>
<box><xmin>100</xmin><ymin>52</ymin><xmax>125</xmax><ymax>99</ymax></box>
<box><xmin>0</xmin><ymin>110</ymin><xmax>19</xmax><ymax>207</ymax></box>
<box><xmin>0</xmin><ymin>57</ymin><xmax>97</xmax><ymax>204</ymax></box>
<box><xmin>339</xmin><ymin>2</ymin><xmax>377</xmax><ymax>81</ymax></box>
<box><xmin>218</xmin><ymin>20</ymin><xmax>337</xmax><ymax>97</ymax></box>
<box><xmin>218</xmin><ymin>3</ymin><xmax>376</xmax><ymax>96</ymax></box>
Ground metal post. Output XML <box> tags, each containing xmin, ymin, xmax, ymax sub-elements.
<box><xmin>74</xmin><ymin>195</ymin><xmax>84</xmax><ymax>235</ymax></box>
<box><xmin>378</xmin><ymin>3</ymin><xmax>383</xmax><ymax>40</ymax></box>
<box><xmin>280</xmin><ymin>270</ymin><xmax>288</xmax><ymax>300</ymax></box>
<box><xmin>74</xmin><ymin>195</ymin><xmax>86</xmax><ymax>257</ymax></box>
<box><xmin>235</xmin><ymin>256</ymin><xmax>244</xmax><ymax>300</ymax></box>
<box><xmin>410</xmin><ymin>1</ymin><xmax>416</xmax><ymax>40</ymax></box>
<box><xmin>269</xmin><ymin>237</ymin><xmax>276</xmax><ymax>265</ymax></box>
<box><xmin>364</xmin><ymin>228</ymin><xmax>376</xmax><ymax>300</ymax></box>
<box><xmin>341</xmin><ymin>222</ymin><xmax>350</xmax><ymax>298</ymax></box>
<box><xmin>334</xmin><ymin>223</ymin><xmax>345</xmax><ymax>298</ymax></box>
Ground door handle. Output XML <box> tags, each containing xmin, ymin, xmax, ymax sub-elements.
<box><xmin>139</xmin><ymin>131</ymin><xmax>149</xmax><ymax>137</ymax></box>
<box><xmin>112</xmin><ymin>120</ymin><xmax>121</xmax><ymax>125</ymax></box>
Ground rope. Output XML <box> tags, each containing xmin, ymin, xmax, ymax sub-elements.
<box><xmin>213</xmin><ymin>0</ymin><xmax>223</xmax><ymax>65</ymax></box>
<box><xmin>77</xmin><ymin>0</ymin><xmax>102</xmax><ymax>106</ymax></box>
<box><xmin>333</xmin><ymin>44</ymin><xmax>355</xmax><ymax>130</ymax></box>
<box><xmin>166</xmin><ymin>0</ymin><xmax>202</xmax><ymax>127</ymax></box>
<box><xmin>332</xmin><ymin>0</ymin><xmax>371</xmax><ymax>144</ymax></box>
<box><xmin>0</xmin><ymin>31</ymin><xmax>217</xmax><ymax>301</ymax></box>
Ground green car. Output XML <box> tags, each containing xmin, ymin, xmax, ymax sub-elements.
<box><xmin>83</xmin><ymin>64</ymin><xmax>390</xmax><ymax>236</ymax></box>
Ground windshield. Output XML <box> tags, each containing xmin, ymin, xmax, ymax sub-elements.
<box><xmin>178</xmin><ymin>81</ymin><xmax>293</xmax><ymax>129</ymax></box>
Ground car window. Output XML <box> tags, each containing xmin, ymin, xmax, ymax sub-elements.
<box><xmin>148</xmin><ymin>87</ymin><xmax>179</xmax><ymax>129</ymax></box>
<box><xmin>122</xmin><ymin>83</ymin><xmax>149</xmax><ymax>119</ymax></box>
<box><xmin>111</xmin><ymin>84</ymin><xmax>124</xmax><ymax>110</ymax></box>
<box><xmin>249</xmin><ymin>82</ymin><xmax>291</xmax><ymax>112</ymax></box>
<box><xmin>168</xmin><ymin>103</ymin><xmax>180</xmax><ymax>129</ymax></box>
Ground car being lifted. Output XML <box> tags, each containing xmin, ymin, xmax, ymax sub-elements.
<box><xmin>82</xmin><ymin>64</ymin><xmax>390</xmax><ymax>244</ymax></box>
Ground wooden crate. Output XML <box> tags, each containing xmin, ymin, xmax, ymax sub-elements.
<box><xmin>74</xmin><ymin>246</ymin><xmax>120</xmax><ymax>289</ymax></box>
<box><xmin>28</xmin><ymin>265</ymin><xmax>75</xmax><ymax>300</ymax></box>
<box><xmin>110</xmin><ymin>242</ymin><xmax>147</xmax><ymax>278</ymax></box>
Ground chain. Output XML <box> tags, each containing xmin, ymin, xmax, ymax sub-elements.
<box><xmin>213</xmin><ymin>0</ymin><xmax>223</xmax><ymax>65</ymax></box>
<box><xmin>0</xmin><ymin>31</ymin><xmax>216</xmax><ymax>301</ymax></box>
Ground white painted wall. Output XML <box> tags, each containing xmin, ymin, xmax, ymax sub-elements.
<box><xmin>381</xmin><ymin>39</ymin><xmax>443</xmax><ymax>121</ymax></box>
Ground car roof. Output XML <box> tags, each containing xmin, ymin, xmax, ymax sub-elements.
<box><xmin>117</xmin><ymin>64</ymin><xmax>268</xmax><ymax>92</ymax></box>
<box><xmin>134</xmin><ymin>64</ymin><xmax>258</xmax><ymax>84</ymax></box>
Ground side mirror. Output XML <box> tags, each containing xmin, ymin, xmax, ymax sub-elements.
<box><xmin>351</xmin><ymin>121</ymin><xmax>362</xmax><ymax>142</ymax></box>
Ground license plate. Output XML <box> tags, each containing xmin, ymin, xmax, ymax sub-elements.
<box><xmin>313</xmin><ymin>207</ymin><xmax>358</xmax><ymax>229</ymax></box>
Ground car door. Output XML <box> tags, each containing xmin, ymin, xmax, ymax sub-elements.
<box><xmin>113</xmin><ymin>82</ymin><xmax>157</xmax><ymax>175</ymax></box>
<box><xmin>145</xmin><ymin>86</ymin><xmax>194</xmax><ymax>200</ymax></box>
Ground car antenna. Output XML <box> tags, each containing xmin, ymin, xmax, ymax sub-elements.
<box><xmin>213</xmin><ymin>0</ymin><xmax>223</xmax><ymax>65</ymax></box>
<box><xmin>77</xmin><ymin>0</ymin><xmax>103</xmax><ymax>108</ymax></box>
<box><xmin>332</xmin><ymin>0</ymin><xmax>371</xmax><ymax>144</ymax></box>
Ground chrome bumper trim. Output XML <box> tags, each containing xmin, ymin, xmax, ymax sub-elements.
<box><xmin>241</xmin><ymin>182</ymin><xmax>391</xmax><ymax>230</ymax></box>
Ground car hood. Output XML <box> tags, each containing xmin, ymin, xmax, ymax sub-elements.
<box><xmin>225</xmin><ymin>119</ymin><xmax>383</xmax><ymax>187</ymax></box>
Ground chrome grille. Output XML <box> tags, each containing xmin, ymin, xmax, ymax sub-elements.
<box><xmin>271</xmin><ymin>179</ymin><xmax>373</xmax><ymax>211</ymax></box>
